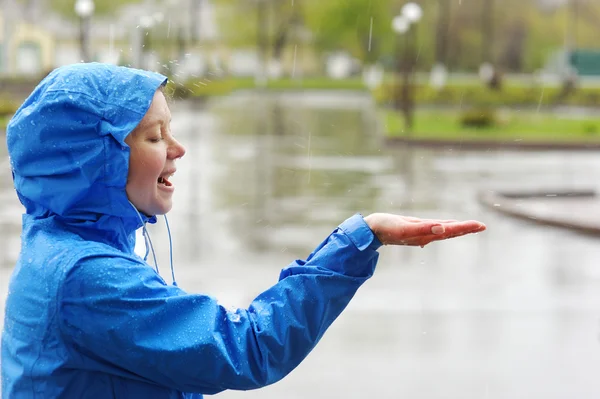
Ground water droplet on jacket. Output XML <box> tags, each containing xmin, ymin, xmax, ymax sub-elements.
<box><xmin>229</xmin><ymin>312</ymin><xmax>241</xmax><ymax>323</ymax></box>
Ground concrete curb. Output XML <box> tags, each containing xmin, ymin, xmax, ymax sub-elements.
<box><xmin>385</xmin><ymin>137</ymin><xmax>600</xmax><ymax>151</ymax></box>
<box><xmin>478</xmin><ymin>189</ymin><xmax>600</xmax><ymax>237</ymax></box>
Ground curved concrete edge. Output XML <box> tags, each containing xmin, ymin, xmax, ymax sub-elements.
<box><xmin>478</xmin><ymin>189</ymin><xmax>600</xmax><ymax>237</ymax></box>
<box><xmin>385</xmin><ymin>137</ymin><xmax>600</xmax><ymax>151</ymax></box>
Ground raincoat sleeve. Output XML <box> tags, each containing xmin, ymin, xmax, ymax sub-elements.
<box><xmin>59</xmin><ymin>214</ymin><xmax>381</xmax><ymax>394</ymax></box>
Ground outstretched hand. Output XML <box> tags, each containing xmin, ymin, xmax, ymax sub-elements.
<box><xmin>363</xmin><ymin>213</ymin><xmax>486</xmax><ymax>247</ymax></box>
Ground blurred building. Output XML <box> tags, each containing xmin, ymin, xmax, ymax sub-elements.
<box><xmin>0</xmin><ymin>0</ymin><xmax>222</xmax><ymax>79</ymax></box>
<box><xmin>1</xmin><ymin>0</ymin><xmax>317</xmax><ymax>81</ymax></box>
<box><xmin>0</xmin><ymin>2</ymin><xmax>56</xmax><ymax>76</ymax></box>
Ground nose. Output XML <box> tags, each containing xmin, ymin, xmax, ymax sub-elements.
<box><xmin>167</xmin><ymin>137</ymin><xmax>186</xmax><ymax>159</ymax></box>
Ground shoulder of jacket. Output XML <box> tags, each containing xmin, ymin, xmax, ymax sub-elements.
<box><xmin>51</xmin><ymin>239</ymin><xmax>141</xmax><ymax>278</ymax></box>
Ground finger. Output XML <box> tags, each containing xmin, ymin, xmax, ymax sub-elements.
<box><xmin>416</xmin><ymin>231</ymin><xmax>478</xmax><ymax>245</ymax></box>
<box><xmin>403</xmin><ymin>216</ymin><xmax>459</xmax><ymax>223</ymax></box>
<box><xmin>400</xmin><ymin>221</ymin><xmax>486</xmax><ymax>246</ymax></box>
<box><xmin>424</xmin><ymin>218</ymin><xmax>460</xmax><ymax>224</ymax></box>
<box><xmin>377</xmin><ymin>221</ymin><xmax>445</xmax><ymax>244</ymax></box>
<box><xmin>423</xmin><ymin>224</ymin><xmax>485</xmax><ymax>242</ymax></box>
<box><xmin>403</xmin><ymin>222</ymin><xmax>446</xmax><ymax>237</ymax></box>
<box><xmin>407</xmin><ymin>220</ymin><xmax>484</xmax><ymax>238</ymax></box>
<box><xmin>444</xmin><ymin>221</ymin><xmax>486</xmax><ymax>233</ymax></box>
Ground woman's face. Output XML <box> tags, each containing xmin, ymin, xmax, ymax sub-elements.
<box><xmin>125</xmin><ymin>90</ymin><xmax>186</xmax><ymax>216</ymax></box>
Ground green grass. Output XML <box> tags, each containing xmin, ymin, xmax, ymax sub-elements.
<box><xmin>382</xmin><ymin>108</ymin><xmax>600</xmax><ymax>142</ymax></box>
<box><xmin>373</xmin><ymin>80</ymin><xmax>600</xmax><ymax>108</ymax></box>
<box><xmin>167</xmin><ymin>74</ymin><xmax>600</xmax><ymax>108</ymax></box>
<box><xmin>0</xmin><ymin>98</ymin><xmax>18</xmax><ymax>130</ymax></box>
<box><xmin>170</xmin><ymin>77</ymin><xmax>368</xmax><ymax>98</ymax></box>
<box><xmin>264</xmin><ymin>77</ymin><xmax>366</xmax><ymax>91</ymax></box>
<box><xmin>0</xmin><ymin>116</ymin><xmax>9</xmax><ymax>131</ymax></box>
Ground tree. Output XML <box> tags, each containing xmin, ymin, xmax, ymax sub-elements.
<box><xmin>213</xmin><ymin>0</ymin><xmax>298</xmax><ymax>53</ymax></box>
<box><xmin>499</xmin><ymin>21</ymin><xmax>527</xmax><ymax>72</ymax></box>
<box><xmin>306</xmin><ymin>0</ymin><xmax>395</xmax><ymax>65</ymax></box>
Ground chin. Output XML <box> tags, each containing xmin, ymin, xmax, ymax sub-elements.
<box><xmin>154</xmin><ymin>203</ymin><xmax>173</xmax><ymax>216</ymax></box>
<box><xmin>137</xmin><ymin>203</ymin><xmax>172</xmax><ymax>217</ymax></box>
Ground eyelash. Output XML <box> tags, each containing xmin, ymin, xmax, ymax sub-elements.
<box><xmin>148</xmin><ymin>125</ymin><xmax>174</xmax><ymax>143</ymax></box>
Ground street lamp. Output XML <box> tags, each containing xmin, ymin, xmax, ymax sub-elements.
<box><xmin>75</xmin><ymin>0</ymin><xmax>95</xmax><ymax>62</ymax></box>
<box><xmin>392</xmin><ymin>15</ymin><xmax>410</xmax><ymax>35</ymax></box>
<box><xmin>139</xmin><ymin>15</ymin><xmax>155</xmax><ymax>30</ymax></box>
<box><xmin>402</xmin><ymin>2</ymin><xmax>423</xmax><ymax>24</ymax></box>
<box><xmin>255</xmin><ymin>0</ymin><xmax>268</xmax><ymax>86</ymax></box>
<box><xmin>391</xmin><ymin>2</ymin><xmax>422</xmax><ymax>132</ymax></box>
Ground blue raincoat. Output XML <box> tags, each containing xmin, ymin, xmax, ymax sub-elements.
<box><xmin>1</xmin><ymin>63</ymin><xmax>381</xmax><ymax>398</ymax></box>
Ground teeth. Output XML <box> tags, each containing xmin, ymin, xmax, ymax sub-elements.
<box><xmin>158</xmin><ymin>172</ymin><xmax>174</xmax><ymax>184</ymax></box>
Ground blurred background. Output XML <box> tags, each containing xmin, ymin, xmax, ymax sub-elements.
<box><xmin>3</xmin><ymin>0</ymin><xmax>600</xmax><ymax>398</ymax></box>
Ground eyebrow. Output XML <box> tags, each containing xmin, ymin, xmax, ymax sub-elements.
<box><xmin>138</xmin><ymin>114</ymin><xmax>171</xmax><ymax>131</ymax></box>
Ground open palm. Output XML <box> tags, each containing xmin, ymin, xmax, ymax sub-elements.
<box><xmin>364</xmin><ymin>213</ymin><xmax>486</xmax><ymax>247</ymax></box>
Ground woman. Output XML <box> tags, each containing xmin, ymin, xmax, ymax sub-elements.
<box><xmin>1</xmin><ymin>63</ymin><xmax>485</xmax><ymax>398</ymax></box>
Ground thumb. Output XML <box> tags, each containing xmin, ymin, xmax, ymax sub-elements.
<box><xmin>411</xmin><ymin>223</ymin><xmax>445</xmax><ymax>237</ymax></box>
<box><xmin>431</xmin><ymin>225</ymin><xmax>445</xmax><ymax>235</ymax></box>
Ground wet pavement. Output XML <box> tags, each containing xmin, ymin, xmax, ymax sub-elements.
<box><xmin>480</xmin><ymin>190</ymin><xmax>600</xmax><ymax>237</ymax></box>
<box><xmin>3</xmin><ymin>91</ymin><xmax>600</xmax><ymax>398</ymax></box>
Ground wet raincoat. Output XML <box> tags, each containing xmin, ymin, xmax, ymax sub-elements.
<box><xmin>1</xmin><ymin>63</ymin><xmax>381</xmax><ymax>398</ymax></box>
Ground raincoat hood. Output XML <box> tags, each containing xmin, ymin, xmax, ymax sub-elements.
<box><xmin>6</xmin><ymin>63</ymin><xmax>167</xmax><ymax>248</ymax></box>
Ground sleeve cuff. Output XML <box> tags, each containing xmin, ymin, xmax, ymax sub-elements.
<box><xmin>338</xmin><ymin>214</ymin><xmax>382</xmax><ymax>251</ymax></box>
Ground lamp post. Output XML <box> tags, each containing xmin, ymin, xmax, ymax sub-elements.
<box><xmin>255</xmin><ymin>0</ymin><xmax>269</xmax><ymax>87</ymax></box>
<box><xmin>392</xmin><ymin>2</ymin><xmax>422</xmax><ymax>133</ymax></box>
<box><xmin>391</xmin><ymin>14</ymin><xmax>409</xmax><ymax>113</ymax></box>
<box><xmin>74</xmin><ymin>0</ymin><xmax>95</xmax><ymax>62</ymax></box>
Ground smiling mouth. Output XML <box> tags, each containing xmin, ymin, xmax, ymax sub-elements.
<box><xmin>157</xmin><ymin>176</ymin><xmax>173</xmax><ymax>187</ymax></box>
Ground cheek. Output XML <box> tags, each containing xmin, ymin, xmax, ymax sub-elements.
<box><xmin>128</xmin><ymin>147</ymin><xmax>165</xmax><ymax>185</ymax></box>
